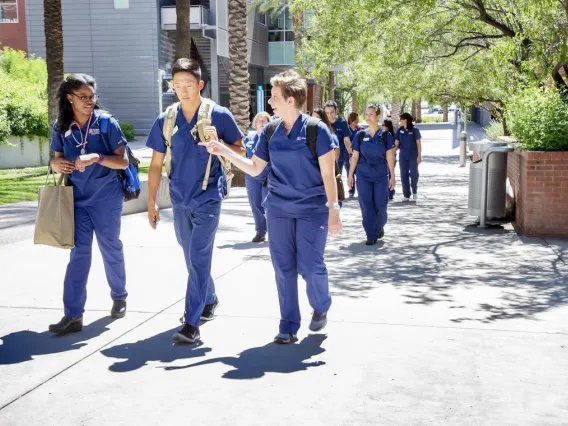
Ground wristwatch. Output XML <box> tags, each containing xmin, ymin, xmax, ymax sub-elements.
<box><xmin>326</xmin><ymin>202</ymin><xmax>341</xmax><ymax>210</ymax></box>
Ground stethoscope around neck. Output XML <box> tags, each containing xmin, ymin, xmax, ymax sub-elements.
<box><xmin>68</xmin><ymin>113</ymin><xmax>95</xmax><ymax>151</ymax></box>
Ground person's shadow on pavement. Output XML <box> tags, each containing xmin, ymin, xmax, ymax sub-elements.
<box><xmin>164</xmin><ymin>334</ymin><xmax>327</xmax><ymax>379</ymax></box>
<box><xmin>101</xmin><ymin>328</ymin><xmax>212</xmax><ymax>372</ymax></box>
<box><xmin>0</xmin><ymin>317</ymin><xmax>114</xmax><ymax>365</ymax></box>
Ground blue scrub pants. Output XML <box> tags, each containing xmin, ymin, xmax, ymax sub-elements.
<box><xmin>338</xmin><ymin>155</ymin><xmax>355</xmax><ymax>196</ymax></box>
<box><xmin>245</xmin><ymin>175</ymin><xmax>268</xmax><ymax>237</ymax></box>
<box><xmin>356</xmin><ymin>177</ymin><xmax>389</xmax><ymax>240</ymax></box>
<box><xmin>266</xmin><ymin>211</ymin><xmax>332</xmax><ymax>335</ymax></box>
<box><xmin>63</xmin><ymin>198</ymin><xmax>127</xmax><ymax>318</ymax></box>
<box><xmin>399</xmin><ymin>156</ymin><xmax>419</xmax><ymax>198</ymax></box>
<box><xmin>174</xmin><ymin>202</ymin><xmax>220</xmax><ymax>327</ymax></box>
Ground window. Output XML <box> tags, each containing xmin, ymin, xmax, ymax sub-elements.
<box><xmin>267</xmin><ymin>7</ymin><xmax>294</xmax><ymax>43</ymax></box>
<box><xmin>0</xmin><ymin>0</ymin><xmax>18</xmax><ymax>24</ymax></box>
<box><xmin>258</xmin><ymin>11</ymin><xmax>266</xmax><ymax>26</ymax></box>
<box><xmin>114</xmin><ymin>0</ymin><xmax>129</xmax><ymax>9</ymax></box>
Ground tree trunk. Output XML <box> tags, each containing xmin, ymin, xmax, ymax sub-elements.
<box><xmin>328</xmin><ymin>71</ymin><xmax>335</xmax><ymax>103</ymax></box>
<box><xmin>390</xmin><ymin>101</ymin><xmax>401</xmax><ymax>129</ymax></box>
<box><xmin>411</xmin><ymin>99</ymin><xmax>418</xmax><ymax>120</ymax></box>
<box><xmin>415</xmin><ymin>98</ymin><xmax>422</xmax><ymax>123</ymax></box>
<box><xmin>175</xmin><ymin>0</ymin><xmax>191</xmax><ymax>59</ymax></box>
<box><xmin>443</xmin><ymin>104</ymin><xmax>449</xmax><ymax>122</ymax></box>
<box><xmin>292</xmin><ymin>10</ymin><xmax>303</xmax><ymax>72</ymax></box>
<box><xmin>352</xmin><ymin>88</ymin><xmax>358</xmax><ymax>114</ymax></box>
<box><xmin>44</xmin><ymin>0</ymin><xmax>64</xmax><ymax>134</ymax></box>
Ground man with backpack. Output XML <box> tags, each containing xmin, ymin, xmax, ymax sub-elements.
<box><xmin>145</xmin><ymin>58</ymin><xmax>243</xmax><ymax>344</ymax></box>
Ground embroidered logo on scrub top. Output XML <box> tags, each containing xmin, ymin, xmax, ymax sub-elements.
<box><xmin>89</xmin><ymin>129</ymin><xmax>101</xmax><ymax>135</ymax></box>
<box><xmin>400</xmin><ymin>130</ymin><xmax>406</xmax><ymax>134</ymax></box>
<box><xmin>363</xmin><ymin>137</ymin><xmax>370</xmax><ymax>141</ymax></box>
<box><xmin>297</xmin><ymin>136</ymin><xmax>306</xmax><ymax>141</ymax></box>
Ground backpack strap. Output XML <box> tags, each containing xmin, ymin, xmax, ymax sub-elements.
<box><xmin>162</xmin><ymin>102</ymin><xmax>179</xmax><ymax>178</ymax></box>
<box><xmin>306</xmin><ymin>117</ymin><xmax>320</xmax><ymax>160</ymax></box>
<box><xmin>98</xmin><ymin>113</ymin><xmax>112</xmax><ymax>154</ymax></box>
<box><xmin>265</xmin><ymin>118</ymin><xmax>283</xmax><ymax>154</ymax></box>
<box><xmin>381</xmin><ymin>131</ymin><xmax>388</xmax><ymax>149</ymax></box>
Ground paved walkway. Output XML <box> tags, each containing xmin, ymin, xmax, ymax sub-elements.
<box><xmin>1</xmin><ymin>123</ymin><xmax>567</xmax><ymax>425</ymax></box>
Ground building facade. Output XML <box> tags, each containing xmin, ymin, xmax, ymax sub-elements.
<box><xmin>0</xmin><ymin>0</ymin><xmax>27</xmax><ymax>51</ymax></box>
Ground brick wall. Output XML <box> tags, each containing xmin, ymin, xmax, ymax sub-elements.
<box><xmin>507</xmin><ymin>150</ymin><xmax>568</xmax><ymax>237</ymax></box>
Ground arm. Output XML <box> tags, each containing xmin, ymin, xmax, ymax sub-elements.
<box><xmin>75</xmin><ymin>147</ymin><xmax>128</xmax><ymax>172</ymax></box>
<box><xmin>225</xmin><ymin>137</ymin><xmax>245</xmax><ymax>157</ymax></box>
<box><xmin>318</xmin><ymin>150</ymin><xmax>342</xmax><ymax>236</ymax></box>
<box><xmin>387</xmin><ymin>149</ymin><xmax>396</xmax><ymax>189</ymax></box>
<box><xmin>394</xmin><ymin>139</ymin><xmax>400</xmax><ymax>151</ymax></box>
<box><xmin>200</xmin><ymin>141</ymin><xmax>268</xmax><ymax>177</ymax></box>
<box><xmin>348</xmin><ymin>151</ymin><xmax>360</xmax><ymax>189</ymax></box>
<box><xmin>50</xmin><ymin>151</ymin><xmax>75</xmax><ymax>174</ymax></box>
<box><xmin>147</xmin><ymin>150</ymin><xmax>166</xmax><ymax>229</ymax></box>
<box><xmin>416</xmin><ymin>138</ymin><xmax>422</xmax><ymax>164</ymax></box>
<box><xmin>344</xmin><ymin>136</ymin><xmax>353</xmax><ymax>155</ymax></box>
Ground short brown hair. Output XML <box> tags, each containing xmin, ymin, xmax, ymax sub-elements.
<box><xmin>348</xmin><ymin>112</ymin><xmax>359</xmax><ymax>124</ymax></box>
<box><xmin>253</xmin><ymin>111</ymin><xmax>271</xmax><ymax>127</ymax></box>
<box><xmin>270</xmin><ymin>70</ymin><xmax>307</xmax><ymax>109</ymax></box>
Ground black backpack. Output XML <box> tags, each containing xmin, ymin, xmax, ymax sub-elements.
<box><xmin>265</xmin><ymin>117</ymin><xmax>345</xmax><ymax>201</ymax></box>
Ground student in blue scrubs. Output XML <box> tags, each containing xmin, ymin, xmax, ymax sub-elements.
<box><xmin>347</xmin><ymin>112</ymin><xmax>362</xmax><ymax>197</ymax></box>
<box><xmin>244</xmin><ymin>112</ymin><xmax>271</xmax><ymax>242</ymax></box>
<box><xmin>325</xmin><ymin>101</ymin><xmax>354</xmax><ymax>197</ymax></box>
<box><xmin>146</xmin><ymin>59</ymin><xmax>243</xmax><ymax>344</ymax></box>
<box><xmin>48</xmin><ymin>74</ymin><xmax>130</xmax><ymax>335</ymax></box>
<box><xmin>201</xmin><ymin>70</ymin><xmax>342</xmax><ymax>344</ymax></box>
<box><xmin>348</xmin><ymin>105</ymin><xmax>396</xmax><ymax>245</ymax></box>
<box><xmin>382</xmin><ymin>119</ymin><xmax>397</xmax><ymax>200</ymax></box>
<box><xmin>395</xmin><ymin>113</ymin><xmax>422</xmax><ymax>202</ymax></box>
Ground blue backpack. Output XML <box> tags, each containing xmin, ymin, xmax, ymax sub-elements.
<box><xmin>100</xmin><ymin>114</ymin><xmax>141</xmax><ymax>202</ymax></box>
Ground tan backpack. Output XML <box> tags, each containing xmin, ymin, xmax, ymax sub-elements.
<box><xmin>162</xmin><ymin>99</ymin><xmax>234</xmax><ymax>196</ymax></box>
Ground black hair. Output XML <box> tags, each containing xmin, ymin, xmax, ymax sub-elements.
<box><xmin>56</xmin><ymin>73</ymin><xmax>100</xmax><ymax>135</ymax></box>
<box><xmin>383</xmin><ymin>119</ymin><xmax>395</xmax><ymax>136</ymax></box>
<box><xmin>348</xmin><ymin>112</ymin><xmax>359</xmax><ymax>125</ymax></box>
<box><xmin>324</xmin><ymin>100</ymin><xmax>338</xmax><ymax>110</ymax></box>
<box><xmin>399</xmin><ymin>112</ymin><xmax>415</xmax><ymax>129</ymax></box>
<box><xmin>172</xmin><ymin>58</ymin><xmax>202</xmax><ymax>81</ymax></box>
<box><xmin>313</xmin><ymin>108</ymin><xmax>334</xmax><ymax>133</ymax></box>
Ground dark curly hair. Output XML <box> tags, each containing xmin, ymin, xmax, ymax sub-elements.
<box><xmin>312</xmin><ymin>108</ymin><xmax>334</xmax><ymax>133</ymax></box>
<box><xmin>55</xmin><ymin>74</ymin><xmax>100</xmax><ymax>135</ymax></box>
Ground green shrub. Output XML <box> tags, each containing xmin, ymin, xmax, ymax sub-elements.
<box><xmin>506</xmin><ymin>86</ymin><xmax>568</xmax><ymax>151</ymax></box>
<box><xmin>422</xmin><ymin>116</ymin><xmax>442</xmax><ymax>123</ymax></box>
<box><xmin>484</xmin><ymin>119</ymin><xmax>505</xmax><ymax>141</ymax></box>
<box><xmin>119</xmin><ymin>121</ymin><xmax>135</xmax><ymax>141</ymax></box>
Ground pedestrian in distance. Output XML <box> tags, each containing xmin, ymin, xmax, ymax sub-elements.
<box><xmin>395</xmin><ymin>112</ymin><xmax>422</xmax><ymax>202</ymax></box>
<box><xmin>383</xmin><ymin>119</ymin><xmax>397</xmax><ymax>201</ymax></box>
<box><xmin>146</xmin><ymin>58</ymin><xmax>244</xmax><ymax>344</ymax></box>
<box><xmin>347</xmin><ymin>112</ymin><xmax>363</xmax><ymax>198</ymax></box>
<box><xmin>348</xmin><ymin>105</ymin><xmax>396</xmax><ymax>245</ymax></box>
<box><xmin>200</xmin><ymin>70</ymin><xmax>342</xmax><ymax>344</ymax></box>
<box><xmin>48</xmin><ymin>74</ymin><xmax>130</xmax><ymax>335</ymax></box>
<box><xmin>324</xmin><ymin>101</ymin><xmax>354</xmax><ymax>197</ymax></box>
<box><xmin>244</xmin><ymin>112</ymin><xmax>272</xmax><ymax>243</ymax></box>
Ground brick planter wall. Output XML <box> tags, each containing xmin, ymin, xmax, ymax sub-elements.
<box><xmin>507</xmin><ymin>150</ymin><xmax>568</xmax><ymax>237</ymax></box>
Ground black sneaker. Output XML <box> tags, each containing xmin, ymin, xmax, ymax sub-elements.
<box><xmin>349</xmin><ymin>192</ymin><xmax>355</xmax><ymax>198</ymax></box>
<box><xmin>309</xmin><ymin>311</ymin><xmax>328</xmax><ymax>332</ymax></box>
<box><xmin>378</xmin><ymin>228</ymin><xmax>385</xmax><ymax>239</ymax></box>
<box><xmin>365</xmin><ymin>239</ymin><xmax>377</xmax><ymax>246</ymax></box>
<box><xmin>201</xmin><ymin>297</ymin><xmax>219</xmax><ymax>321</ymax></box>
<box><xmin>111</xmin><ymin>300</ymin><xmax>127</xmax><ymax>319</ymax></box>
<box><xmin>273</xmin><ymin>332</ymin><xmax>298</xmax><ymax>344</ymax></box>
<box><xmin>48</xmin><ymin>316</ymin><xmax>83</xmax><ymax>335</ymax></box>
<box><xmin>172</xmin><ymin>324</ymin><xmax>200</xmax><ymax>343</ymax></box>
<box><xmin>252</xmin><ymin>234</ymin><xmax>266</xmax><ymax>243</ymax></box>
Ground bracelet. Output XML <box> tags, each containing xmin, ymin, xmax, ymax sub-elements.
<box><xmin>97</xmin><ymin>153</ymin><xmax>104</xmax><ymax>164</ymax></box>
<box><xmin>326</xmin><ymin>202</ymin><xmax>341</xmax><ymax>210</ymax></box>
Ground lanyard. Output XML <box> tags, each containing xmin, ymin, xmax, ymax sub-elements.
<box><xmin>71</xmin><ymin>112</ymin><xmax>94</xmax><ymax>154</ymax></box>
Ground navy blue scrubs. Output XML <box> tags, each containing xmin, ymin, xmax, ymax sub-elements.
<box><xmin>50</xmin><ymin>109</ymin><xmax>127</xmax><ymax>319</ymax></box>
<box><xmin>244</xmin><ymin>133</ymin><xmax>270</xmax><ymax>237</ymax></box>
<box><xmin>146</xmin><ymin>102</ymin><xmax>242</xmax><ymax>327</ymax></box>
<box><xmin>334</xmin><ymin>117</ymin><xmax>351</xmax><ymax>178</ymax></box>
<box><xmin>352</xmin><ymin>129</ymin><xmax>395</xmax><ymax>240</ymax></box>
<box><xmin>254</xmin><ymin>114</ymin><xmax>337</xmax><ymax>335</ymax></box>
<box><xmin>347</xmin><ymin>124</ymin><xmax>362</xmax><ymax>196</ymax></box>
<box><xmin>395</xmin><ymin>126</ymin><xmax>421</xmax><ymax>198</ymax></box>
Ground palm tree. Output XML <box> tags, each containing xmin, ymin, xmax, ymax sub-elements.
<box><xmin>328</xmin><ymin>71</ymin><xmax>335</xmax><ymax>102</ymax></box>
<box><xmin>43</xmin><ymin>0</ymin><xmax>64</xmax><ymax>131</ymax></box>
<box><xmin>390</xmin><ymin>101</ymin><xmax>401</xmax><ymax>129</ymax></box>
<box><xmin>228</xmin><ymin>0</ymin><xmax>250</xmax><ymax>134</ymax></box>
<box><xmin>175</xmin><ymin>0</ymin><xmax>191</xmax><ymax>59</ymax></box>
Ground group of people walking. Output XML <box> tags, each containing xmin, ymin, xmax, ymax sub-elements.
<box><xmin>45</xmin><ymin>60</ymin><xmax>421</xmax><ymax>345</ymax></box>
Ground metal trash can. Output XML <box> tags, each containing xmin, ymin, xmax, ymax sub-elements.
<box><xmin>468</xmin><ymin>141</ymin><xmax>509</xmax><ymax>218</ymax></box>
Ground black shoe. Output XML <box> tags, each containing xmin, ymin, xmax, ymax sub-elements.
<box><xmin>252</xmin><ymin>234</ymin><xmax>266</xmax><ymax>243</ymax></box>
<box><xmin>365</xmin><ymin>239</ymin><xmax>377</xmax><ymax>246</ymax></box>
<box><xmin>274</xmin><ymin>332</ymin><xmax>298</xmax><ymax>344</ymax></box>
<box><xmin>309</xmin><ymin>311</ymin><xmax>328</xmax><ymax>332</ymax></box>
<box><xmin>201</xmin><ymin>297</ymin><xmax>219</xmax><ymax>321</ymax></box>
<box><xmin>172</xmin><ymin>324</ymin><xmax>200</xmax><ymax>343</ymax></box>
<box><xmin>111</xmin><ymin>300</ymin><xmax>127</xmax><ymax>319</ymax></box>
<box><xmin>378</xmin><ymin>228</ymin><xmax>385</xmax><ymax>239</ymax></box>
<box><xmin>349</xmin><ymin>192</ymin><xmax>355</xmax><ymax>198</ymax></box>
<box><xmin>389</xmin><ymin>196</ymin><xmax>394</xmax><ymax>201</ymax></box>
<box><xmin>49</xmin><ymin>316</ymin><xmax>83</xmax><ymax>335</ymax></box>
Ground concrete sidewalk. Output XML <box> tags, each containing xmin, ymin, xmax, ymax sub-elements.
<box><xmin>1</xmin><ymin>124</ymin><xmax>567</xmax><ymax>425</ymax></box>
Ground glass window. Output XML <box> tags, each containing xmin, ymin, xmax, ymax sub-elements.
<box><xmin>114</xmin><ymin>0</ymin><xmax>129</xmax><ymax>9</ymax></box>
<box><xmin>0</xmin><ymin>0</ymin><xmax>19</xmax><ymax>23</ymax></box>
<box><xmin>285</xmin><ymin>31</ymin><xmax>294</xmax><ymax>42</ymax></box>
<box><xmin>258</xmin><ymin>12</ymin><xmax>266</xmax><ymax>26</ymax></box>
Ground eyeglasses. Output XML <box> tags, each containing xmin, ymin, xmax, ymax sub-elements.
<box><xmin>71</xmin><ymin>93</ymin><xmax>97</xmax><ymax>103</ymax></box>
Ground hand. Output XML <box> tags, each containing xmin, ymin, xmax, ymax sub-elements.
<box><xmin>328</xmin><ymin>209</ymin><xmax>342</xmax><ymax>236</ymax></box>
<box><xmin>348</xmin><ymin>175</ymin><xmax>354</xmax><ymax>189</ymax></box>
<box><xmin>417</xmin><ymin>156</ymin><xmax>422</xmax><ymax>165</ymax></box>
<box><xmin>204</xmin><ymin>126</ymin><xmax>219</xmax><ymax>142</ymax></box>
<box><xmin>75</xmin><ymin>154</ymin><xmax>97</xmax><ymax>172</ymax></box>
<box><xmin>198</xmin><ymin>140</ymin><xmax>228</xmax><ymax>157</ymax></box>
<box><xmin>389</xmin><ymin>176</ymin><xmax>396</xmax><ymax>190</ymax></box>
<box><xmin>50</xmin><ymin>157</ymin><xmax>75</xmax><ymax>174</ymax></box>
<box><xmin>336</xmin><ymin>174</ymin><xmax>341</xmax><ymax>179</ymax></box>
<box><xmin>148</xmin><ymin>202</ymin><xmax>160</xmax><ymax>229</ymax></box>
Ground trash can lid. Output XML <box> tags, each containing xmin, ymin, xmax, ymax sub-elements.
<box><xmin>469</xmin><ymin>141</ymin><xmax>509</xmax><ymax>152</ymax></box>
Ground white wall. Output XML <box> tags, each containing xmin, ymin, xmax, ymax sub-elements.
<box><xmin>0</xmin><ymin>136</ymin><xmax>50</xmax><ymax>169</ymax></box>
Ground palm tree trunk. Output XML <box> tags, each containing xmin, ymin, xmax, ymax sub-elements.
<box><xmin>352</xmin><ymin>88</ymin><xmax>358</xmax><ymax>114</ymax></box>
<box><xmin>292</xmin><ymin>10</ymin><xmax>303</xmax><ymax>70</ymax></box>
<box><xmin>390</xmin><ymin>101</ymin><xmax>401</xmax><ymax>129</ymax></box>
<box><xmin>44</xmin><ymin>0</ymin><xmax>64</xmax><ymax>132</ymax></box>
<box><xmin>328</xmin><ymin>71</ymin><xmax>335</xmax><ymax>102</ymax></box>
<box><xmin>415</xmin><ymin>98</ymin><xmax>422</xmax><ymax>123</ymax></box>
<box><xmin>175</xmin><ymin>0</ymin><xmax>191</xmax><ymax>59</ymax></box>
<box><xmin>443</xmin><ymin>104</ymin><xmax>449</xmax><ymax>122</ymax></box>
<box><xmin>228</xmin><ymin>0</ymin><xmax>250</xmax><ymax>187</ymax></box>
<box><xmin>411</xmin><ymin>99</ymin><xmax>418</xmax><ymax>120</ymax></box>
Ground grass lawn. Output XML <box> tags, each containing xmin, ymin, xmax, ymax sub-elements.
<box><xmin>0</xmin><ymin>163</ymin><xmax>151</xmax><ymax>205</ymax></box>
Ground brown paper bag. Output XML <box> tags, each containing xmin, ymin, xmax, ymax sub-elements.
<box><xmin>34</xmin><ymin>172</ymin><xmax>75</xmax><ymax>249</ymax></box>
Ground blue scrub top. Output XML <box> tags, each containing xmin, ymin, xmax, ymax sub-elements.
<box><xmin>254</xmin><ymin>114</ymin><xmax>337</xmax><ymax>218</ymax></box>
<box><xmin>348</xmin><ymin>124</ymin><xmax>362</xmax><ymax>142</ymax></box>
<box><xmin>352</xmin><ymin>129</ymin><xmax>395</xmax><ymax>182</ymax></box>
<box><xmin>395</xmin><ymin>126</ymin><xmax>421</xmax><ymax>159</ymax></box>
<box><xmin>50</xmin><ymin>109</ymin><xmax>124</xmax><ymax>207</ymax></box>
<box><xmin>332</xmin><ymin>117</ymin><xmax>350</xmax><ymax>160</ymax></box>
<box><xmin>244</xmin><ymin>133</ymin><xmax>271</xmax><ymax>183</ymax></box>
<box><xmin>146</xmin><ymin>103</ymin><xmax>243</xmax><ymax>209</ymax></box>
